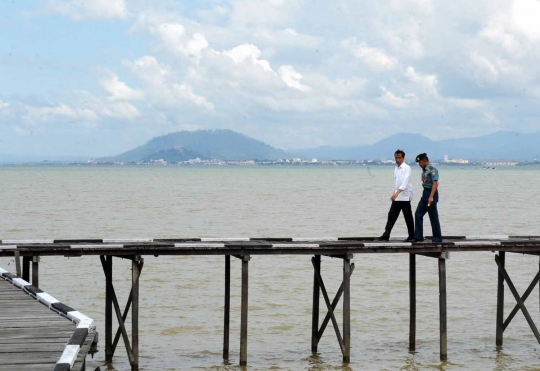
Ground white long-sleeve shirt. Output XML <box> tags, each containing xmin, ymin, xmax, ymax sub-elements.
<box><xmin>393</xmin><ymin>163</ymin><xmax>413</xmax><ymax>201</ymax></box>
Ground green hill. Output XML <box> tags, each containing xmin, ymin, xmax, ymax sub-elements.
<box><xmin>103</xmin><ymin>129</ymin><xmax>288</xmax><ymax>161</ymax></box>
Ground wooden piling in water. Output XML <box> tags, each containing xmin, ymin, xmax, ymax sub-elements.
<box><xmin>132</xmin><ymin>256</ymin><xmax>141</xmax><ymax>371</ymax></box>
<box><xmin>105</xmin><ymin>255</ymin><xmax>113</xmax><ymax>363</ymax></box>
<box><xmin>439</xmin><ymin>257</ymin><xmax>447</xmax><ymax>361</ymax></box>
<box><xmin>496</xmin><ymin>251</ymin><xmax>505</xmax><ymax>347</ymax></box>
<box><xmin>14</xmin><ymin>251</ymin><xmax>21</xmax><ymax>277</ymax></box>
<box><xmin>240</xmin><ymin>255</ymin><xmax>250</xmax><ymax>366</ymax></box>
<box><xmin>409</xmin><ymin>253</ymin><xmax>416</xmax><ymax>352</ymax></box>
<box><xmin>223</xmin><ymin>255</ymin><xmax>231</xmax><ymax>361</ymax></box>
<box><xmin>22</xmin><ymin>256</ymin><xmax>30</xmax><ymax>282</ymax></box>
<box><xmin>32</xmin><ymin>256</ymin><xmax>40</xmax><ymax>288</ymax></box>
<box><xmin>311</xmin><ymin>255</ymin><xmax>321</xmax><ymax>353</ymax></box>
<box><xmin>343</xmin><ymin>255</ymin><xmax>351</xmax><ymax>363</ymax></box>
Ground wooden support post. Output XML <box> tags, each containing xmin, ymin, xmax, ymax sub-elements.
<box><xmin>105</xmin><ymin>255</ymin><xmax>113</xmax><ymax>363</ymax></box>
<box><xmin>132</xmin><ymin>256</ymin><xmax>141</xmax><ymax>371</ymax></box>
<box><xmin>22</xmin><ymin>257</ymin><xmax>31</xmax><ymax>282</ymax></box>
<box><xmin>223</xmin><ymin>255</ymin><xmax>231</xmax><ymax>361</ymax></box>
<box><xmin>240</xmin><ymin>255</ymin><xmax>250</xmax><ymax>367</ymax></box>
<box><xmin>496</xmin><ymin>251</ymin><xmax>505</xmax><ymax>347</ymax></box>
<box><xmin>343</xmin><ymin>254</ymin><xmax>352</xmax><ymax>363</ymax></box>
<box><xmin>32</xmin><ymin>256</ymin><xmax>40</xmax><ymax>288</ymax></box>
<box><xmin>312</xmin><ymin>255</ymin><xmax>321</xmax><ymax>353</ymax></box>
<box><xmin>14</xmin><ymin>251</ymin><xmax>21</xmax><ymax>277</ymax></box>
<box><xmin>439</xmin><ymin>257</ymin><xmax>447</xmax><ymax>362</ymax></box>
<box><xmin>409</xmin><ymin>253</ymin><xmax>416</xmax><ymax>352</ymax></box>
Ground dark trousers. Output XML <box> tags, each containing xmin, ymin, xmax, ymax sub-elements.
<box><xmin>383</xmin><ymin>201</ymin><xmax>415</xmax><ymax>239</ymax></box>
<box><xmin>414</xmin><ymin>188</ymin><xmax>442</xmax><ymax>242</ymax></box>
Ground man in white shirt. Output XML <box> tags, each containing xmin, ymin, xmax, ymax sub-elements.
<box><xmin>378</xmin><ymin>149</ymin><xmax>415</xmax><ymax>242</ymax></box>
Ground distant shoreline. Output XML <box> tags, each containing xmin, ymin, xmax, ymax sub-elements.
<box><xmin>1</xmin><ymin>161</ymin><xmax>539</xmax><ymax>168</ymax></box>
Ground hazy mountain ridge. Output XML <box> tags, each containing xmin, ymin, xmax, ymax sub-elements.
<box><xmin>2</xmin><ymin>130</ymin><xmax>538</xmax><ymax>163</ymax></box>
<box><xmin>294</xmin><ymin>131</ymin><xmax>540</xmax><ymax>161</ymax></box>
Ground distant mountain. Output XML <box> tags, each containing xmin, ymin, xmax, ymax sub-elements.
<box><xmin>142</xmin><ymin>147</ymin><xmax>207</xmax><ymax>162</ymax></box>
<box><xmin>103</xmin><ymin>129</ymin><xmax>288</xmax><ymax>162</ymax></box>
<box><xmin>293</xmin><ymin>131</ymin><xmax>540</xmax><ymax>161</ymax></box>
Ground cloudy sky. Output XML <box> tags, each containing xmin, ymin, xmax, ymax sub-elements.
<box><xmin>1</xmin><ymin>0</ymin><xmax>540</xmax><ymax>157</ymax></box>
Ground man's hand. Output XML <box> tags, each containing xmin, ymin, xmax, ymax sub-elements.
<box><xmin>391</xmin><ymin>193</ymin><xmax>399</xmax><ymax>201</ymax></box>
<box><xmin>428</xmin><ymin>196</ymin><xmax>434</xmax><ymax>205</ymax></box>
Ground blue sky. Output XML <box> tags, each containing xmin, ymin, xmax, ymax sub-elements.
<box><xmin>1</xmin><ymin>0</ymin><xmax>540</xmax><ymax>158</ymax></box>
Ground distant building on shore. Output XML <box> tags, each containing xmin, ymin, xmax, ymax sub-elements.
<box><xmin>484</xmin><ymin>161</ymin><xmax>518</xmax><ymax>167</ymax></box>
<box><xmin>444</xmin><ymin>154</ymin><xmax>469</xmax><ymax>164</ymax></box>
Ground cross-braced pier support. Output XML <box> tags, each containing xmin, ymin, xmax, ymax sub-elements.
<box><xmin>101</xmin><ymin>255</ymin><xmax>144</xmax><ymax>371</ymax></box>
<box><xmin>311</xmin><ymin>254</ymin><xmax>354</xmax><ymax>363</ymax></box>
<box><xmin>409</xmin><ymin>252</ymin><xmax>448</xmax><ymax>361</ymax></box>
<box><xmin>495</xmin><ymin>251</ymin><xmax>540</xmax><ymax>347</ymax></box>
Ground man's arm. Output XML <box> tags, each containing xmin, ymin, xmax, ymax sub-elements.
<box><xmin>428</xmin><ymin>180</ymin><xmax>438</xmax><ymax>205</ymax></box>
<box><xmin>399</xmin><ymin>166</ymin><xmax>411</xmax><ymax>191</ymax></box>
<box><xmin>391</xmin><ymin>166</ymin><xmax>410</xmax><ymax>200</ymax></box>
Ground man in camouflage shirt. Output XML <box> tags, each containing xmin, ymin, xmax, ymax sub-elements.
<box><xmin>414</xmin><ymin>153</ymin><xmax>442</xmax><ymax>242</ymax></box>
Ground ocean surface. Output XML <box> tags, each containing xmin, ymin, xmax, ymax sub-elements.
<box><xmin>1</xmin><ymin>165</ymin><xmax>540</xmax><ymax>371</ymax></box>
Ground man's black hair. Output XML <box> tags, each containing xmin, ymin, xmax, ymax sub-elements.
<box><xmin>415</xmin><ymin>153</ymin><xmax>429</xmax><ymax>162</ymax></box>
<box><xmin>394</xmin><ymin>149</ymin><xmax>405</xmax><ymax>158</ymax></box>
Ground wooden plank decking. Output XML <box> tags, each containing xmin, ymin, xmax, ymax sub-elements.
<box><xmin>1</xmin><ymin>235</ymin><xmax>540</xmax><ymax>257</ymax></box>
<box><xmin>0</xmin><ymin>278</ymin><xmax>95</xmax><ymax>371</ymax></box>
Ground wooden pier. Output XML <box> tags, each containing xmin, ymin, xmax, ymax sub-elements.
<box><xmin>2</xmin><ymin>235</ymin><xmax>540</xmax><ymax>370</ymax></box>
<box><xmin>0</xmin><ymin>268</ymin><xmax>97</xmax><ymax>371</ymax></box>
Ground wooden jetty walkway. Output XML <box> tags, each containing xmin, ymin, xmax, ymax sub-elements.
<box><xmin>0</xmin><ymin>267</ymin><xmax>97</xmax><ymax>371</ymax></box>
<box><xmin>2</xmin><ymin>235</ymin><xmax>540</xmax><ymax>370</ymax></box>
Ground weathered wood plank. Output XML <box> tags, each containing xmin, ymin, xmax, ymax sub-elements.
<box><xmin>0</xmin><ymin>352</ymin><xmax>63</xmax><ymax>364</ymax></box>
<box><xmin>0</xmin><ymin>343</ymin><xmax>67</xmax><ymax>353</ymax></box>
<box><xmin>0</xmin><ymin>364</ymin><xmax>56</xmax><ymax>371</ymax></box>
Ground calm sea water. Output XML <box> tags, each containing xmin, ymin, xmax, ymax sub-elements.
<box><xmin>1</xmin><ymin>165</ymin><xmax>540</xmax><ymax>371</ymax></box>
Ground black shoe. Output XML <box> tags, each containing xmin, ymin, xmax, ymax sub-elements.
<box><xmin>377</xmin><ymin>235</ymin><xmax>389</xmax><ymax>241</ymax></box>
<box><xmin>404</xmin><ymin>237</ymin><xmax>415</xmax><ymax>242</ymax></box>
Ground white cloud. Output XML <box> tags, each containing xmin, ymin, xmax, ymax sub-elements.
<box><xmin>100</xmin><ymin>101</ymin><xmax>141</xmax><ymax>120</ymax></box>
<box><xmin>278</xmin><ymin>66</ymin><xmax>311</xmax><ymax>91</ymax></box>
<box><xmin>512</xmin><ymin>0</ymin><xmax>540</xmax><ymax>41</ymax></box>
<box><xmin>378</xmin><ymin>20</ymin><xmax>425</xmax><ymax>59</ymax></box>
<box><xmin>153</xmin><ymin>23</ymin><xmax>209</xmax><ymax>58</ymax></box>
<box><xmin>341</xmin><ymin>38</ymin><xmax>398</xmax><ymax>71</ymax></box>
<box><xmin>23</xmin><ymin>104</ymin><xmax>98</xmax><ymax>124</ymax></box>
<box><xmin>223</xmin><ymin>44</ymin><xmax>274</xmax><ymax>73</ymax></box>
<box><xmin>229</xmin><ymin>0</ymin><xmax>303</xmax><ymax>27</ymax></box>
<box><xmin>124</xmin><ymin>56</ymin><xmax>214</xmax><ymax>112</ymax></box>
<box><xmin>379</xmin><ymin>86</ymin><xmax>418</xmax><ymax>108</ymax></box>
<box><xmin>480</xmin><ymin>17</ymin><xmax>524</xmax><ymax>55</ymax></box>
<box><xmin>99</xmin><ymin>71</ymin><xmax>144</xmax><ymax>101</ymax></box>
<box><xmin>43</xmin><ymin>0</ymin><xmax>127</xmax><ymax>20</ymax></box>
<box><xmin>390</xmin><ymin>0</ymin><xmax>433</xmax><ymax>14</ymax></box>
<box><xmin>404</xmin><ymin>66</ymin><xmax>438</xmax><ymax>95</ymax></box>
